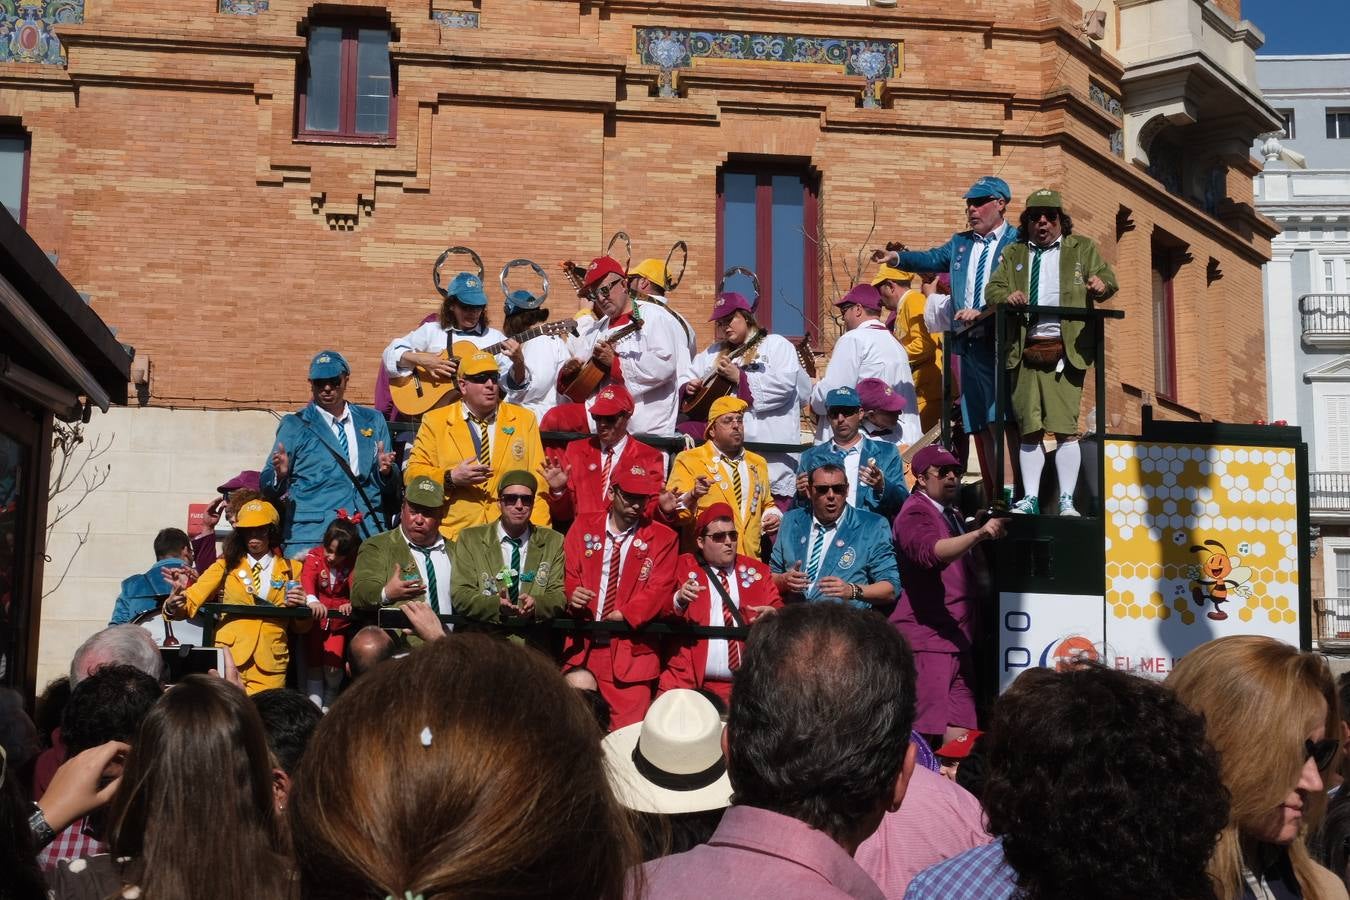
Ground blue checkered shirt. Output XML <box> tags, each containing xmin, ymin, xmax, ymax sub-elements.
<box><xmin>904</xmin><ymin>839</ymin><xmax>1018</xmax><ymax>900</ymax></box>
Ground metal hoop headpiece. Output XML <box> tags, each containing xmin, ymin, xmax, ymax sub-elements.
<box><xmin>433</xmin><ymin>246</ymin><xmax>485</xmax><ymax>299</ymax></box>
<box><xmin>500</xmin><ymin>258</ymin><xmax>551</xmax><ymax>311</ymax></box>
<box><xmin>718</xmin><ymin>266</ymin><xmax>762</xmax><ymax>307</ymax></box>
<box><xmin>606</xmin><ymin>231</ymin><xmax>632</xmax><ymax>272</ymax></box>
<box><xmin>664</xmin><ymin>241</ymin><xmax>689</xmax><ymax>292</ymax></box>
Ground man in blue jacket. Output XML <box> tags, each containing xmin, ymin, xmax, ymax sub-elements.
<box><xmin>875</xmin><ymin>176</ymin><xmax>1020</xmax><ymax>504</ymax></box>
<box><xmin>109</xmin><ymin>528</ymin><xmax>194</xmax><ymax>625</ymax></box>
<box><xmin>262</xmin><ymin>350</ymin><xmax>398</xmax><ymax>555</ymax></box>
<box><xmin>797</xmin><ymin>386</ymin><xmax>908</xmax><ymax>521</ymax></box>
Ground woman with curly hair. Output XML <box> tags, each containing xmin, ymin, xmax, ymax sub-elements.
<box><xmin>906</xmin><ymin>663</ymin><xmax>1229</xmax><ymax>899</ymax></box>
<box><xmin>1168</xmin><ymin>635</ymin><xmax>1348</xmax><ymax>900</ymax></box>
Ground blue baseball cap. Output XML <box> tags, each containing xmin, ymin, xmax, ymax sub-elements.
<box><xmin>308</xmin><ymin>350</ymin><xmax>349</xmax><ymax>381</ymax></box>
<box><xmin>963</xmin><ymin>176</ymin><xmax>1011</xmax><ymax>201</ymax></box>
<box><xmin>505</xmin><ymin>289</ymin><xmax>546</xmax><ymax>313</ymax></box>
<box><xmin>446</xmin><ymin>272</ymin><xmax>488</xmax><ymax>307</ymax></box>
<box><xmin>825</xmin><ymin>386</ymin><xmax>861</xmax><ymax>409</ymax></box>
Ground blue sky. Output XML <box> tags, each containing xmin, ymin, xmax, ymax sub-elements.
<box><xmin>1243</xmin><ymin>0</ymin><xmax>1345</xmax><ymax>55</ymax></box>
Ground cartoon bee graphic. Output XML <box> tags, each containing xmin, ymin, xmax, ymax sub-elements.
<box><xmin>1187</xmin><ymin>539</ymin><xmax>1253</xmax><ymax>622</ymax></box>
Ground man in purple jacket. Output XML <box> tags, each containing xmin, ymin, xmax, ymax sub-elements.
<box><xmin>891</xmin><ymin>445</ymin><xmax>1005</xmax><ymax>746</ymax></box>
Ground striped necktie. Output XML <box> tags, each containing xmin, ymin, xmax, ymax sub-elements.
<box><xmin>805</xmin><ymin>524</ymin><xmax>827</xmax><ymax>582</ymax></box>
<box><xmin>600</xmin><ymin>448</ymin><xmax>615</xmax><ymax>497</ymax></box>
<box><xmin>723</xmin><ymin>455</ymin><xmax>743</xmax><ymax>513</ymax></box>
<box><xmin>602</xmin><ymin>532</ymin><xmax>623</xmax><ymax>617</ymax></box>
<box><xmin>972</xmin><ymin>239</ymin><xmax>992</xmax><ymax>310</ymax></box>
<box><xmin>505</xmin><ymin>537</ymin><xmax>522</xmax><ymax>603</ymax></box>
<box><xmin>471</xmin><ymin>416</ymin><xmax>491</xmax><ymax>466</ymax></box>
<box><xmin>717</xmin><ymin>568</ymin><xmax>742</xmax><ymax>671</ymax></box>
<box><xmin>414</xmin><ymin>546</ymin><xmax>441</xmax><ymax>613</ymax></box>
<box><xmin>333</xmin><ymin>415</ymin><xmax>351</xmax><ymax>471</ymax></box>
<box><xmin>1029</xmin><ymin>246</ymin><xmax>1046</xmax><ymax>307</ymax></box>
<box><xmin>250</xmin><ymin>559</ymin><xmax>264</xmax><ymax>597</ymax></box>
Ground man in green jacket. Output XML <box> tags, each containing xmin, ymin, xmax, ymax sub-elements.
<box><xmin>986</xmin><ymin>188</ymin><xmax>1118</xmax><ymax>517</ymax></box>
<box><xmin>350</xmin><ymin>474</ymin><xmax>453</xmax><ymax>619</ymax></box>
<box><xmin>450</xmin><ymin>469</ymin><xmax>565</xmax><ymax>647</ymax></box>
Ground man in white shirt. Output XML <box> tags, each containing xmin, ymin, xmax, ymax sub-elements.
<box><xmin>811</xmin><ymin>283</ymin><xmax>922</xmax><ymax>447</ymax></box>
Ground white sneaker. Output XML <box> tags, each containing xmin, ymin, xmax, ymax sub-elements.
<box><xmin>1058</xmin><ymin>493</ymin><xmax>1080</xmax><ymax>517</ymax></box>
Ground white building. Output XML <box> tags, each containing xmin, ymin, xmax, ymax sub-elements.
<box><xmin>1256</xmin><ymin>54</ymin><xmax>1350</xmax><ymax>643</ymax></box>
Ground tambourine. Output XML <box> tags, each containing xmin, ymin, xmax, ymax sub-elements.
<box><xmin>606</xmin><ymin>231</ymin><xmax>632</xmax><ymax>271</ymax></box>
<box><xmin>433</xmin><ymin>246</ymin><xmax>486</xmax><ymax>299</ymax></box>
<box><xmin>719</xmin><ymin>266</ymin><xmax>762</xmax><ymax>308</ymax></box>
<box><xmin>664</xmin><ymin>240</ymin><xmax>688</xmax><ymax>292</ymax></box>
<box><xmin>500</xmin><ymin>258</ymin><xmax>551</xmax><ymax>312</ymax></box>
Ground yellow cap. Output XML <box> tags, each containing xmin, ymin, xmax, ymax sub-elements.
<box><xmin>871</xmin><ymin>264</ymin><xmax>915</xmax><ymax>286</ymax></box>
<box><xmin>629</xmin><ymin>258</ymin><xmax>669</xmax><ymax>290</ymax></box>
<box><xmin>235</xmin><ymin>499</ymin><xmax>280</xmax><ymax>529</ymax></box>
<box><xmin>459</xmin><ymin>349</ymin><xmax>498</xmax><ymax>377</ymax></box>
<box><xmin>704</xmin><ymin>396</ymin><xmax>749</xmax><ymax>437</ymax></box>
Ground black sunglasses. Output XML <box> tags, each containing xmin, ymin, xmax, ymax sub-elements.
<box><xmin>828</xmin><ymin>407</ymin><xmax>861</xmax><ymax>418</ymax></box>
<box><xmin>593</xmin><ymin>414</ymin><xmax>624</xmax><ymax>426</ymax></box>
<box><xmin>311</xmin><ymin>377</ymin><xmax>342</xmax><ymax>389</ymax></box>
<box><xmin>703</xmin><ymin>529</ymin><xmax>739</xmax><ymax>543</ymax></box>
<box><xmin>463</xmin><ymin>372</ymin><xmax>500</xmax><ymax>385</ymax></box>
<box><xmin>500</xmin><ymin>493</ymin><xmax>534</xmax><ymax>507</ymax></box>
<box><xmin>613</xmin><ymin>487</ymin><xmax>648</xmax><ymax>505</ymax></box>
<box><xmin>813</xmin><ymin>484</ymin><xmax>848</xmax><ymax>496</ymax></box>
<box><xmin>935</xmin><ymin>465</ymin><xmax>963</xmax><ymax>477</ymax></box>
<box><xmin>1028</xmin><ymin>208</ymin><xmax>1061</xmax><ymax>222</ymax></box>
<box><xmin>965</xmin><ymin>196</ymin><xmax>997</xmax><ymax>208</ymax></box>
<box><xmin>1307</xmin><ymin>738</ymin><xmax>1339</xmax><ymax>771</ymax></box>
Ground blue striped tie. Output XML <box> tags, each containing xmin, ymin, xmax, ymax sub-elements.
<box><xmin>334</xmin><ymin>416</ymin><xmax>351</xmax><ymax>471</ymax></box>
<box><xmin>805</xmin><ymin>525</ymin><xmax>827</xmax><ymax>582</ymax></box>
<box><xmin>972</xmin><ymin>239</ymin><xmax>991</xmax><ymax>310</ymax></box>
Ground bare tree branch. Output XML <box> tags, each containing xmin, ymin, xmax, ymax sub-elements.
<box><xmin>43</xmin><ymin>422</ymin><xmax>114</xmax><ymax>598</ymax></box>
<box><xmin>42</xmin><ymin>523</ymin><xmax>90</xmax><ymax>599</ymax></box>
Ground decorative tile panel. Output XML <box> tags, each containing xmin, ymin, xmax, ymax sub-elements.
<box><xmin>0</xmin><ymin>1</ymin><xmax>83</xmax><ymax>65</ymax></box>
<box><xmin>219</xmin><ymin>0</ymin><xmax>268</xmax><ymax>14</ymax></box>
<box><xmin>636</xmin><ymin>27</ymin><xmax>901</xmax><ymax>107</ymax></box>
<box><xmin>433</xmin><ymin>10</ymin><xmax>480</xmax><ymax>29</ymax></box>
<box><xmin>1089</xmin><ymin>82</ymin><xmax>1123</xmax><ymax>119</ymax></box>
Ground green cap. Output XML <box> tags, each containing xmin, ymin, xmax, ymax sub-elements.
<box><xmin>405</xmin><ymin>475</ymin><xmax>446</xmax><ymax>509</ymax></box>
<box><xmin>1025</xmin><ymin>188</ymin><xmax>1062</xmax><ymax>209</ymax></box>
<box><xmin>497</xmin><ymin>469</ymin><xmax>538</xmax><ymax>495</ymax></box>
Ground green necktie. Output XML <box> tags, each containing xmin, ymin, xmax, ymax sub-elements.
<box><xmin>415</xmin><ymin>546</ymin><xmax>440</xmax><ymax>613</ymax></box>
<box><xmin>1029</xmin><ymin>246</ymin><xmax>1045</xmax><ymax>307</ymax></box>
<box><xmin>506</xmin><ymin>537</ymin><xmax>522</xmax><ymax>603</ymax></box>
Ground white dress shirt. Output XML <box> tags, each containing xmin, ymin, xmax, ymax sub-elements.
<box><xmin>831</xmin><ymin>440</ymin><xmax>864</xmax><ymax>508</ymax></box>
<box><xmin>963</xmin><ymin>221</ymin><xmax>1010</xmax><ymax>311</ymax></box>
<box><xmin>384</xmin><ymin>533</ymin><xmax>453</xmax><ymax>617</ymax></box>
<box><xmin>597</xmin><ymin>435</ymin><xmax>628</xmax><ymax>498</ymax></box>
<box><xmin>381</xmin><ymin>321</ymin><xmax>527</xmax><ymax>389</ymax></box>
<box><xmin>318</xmin><ymin>403</ymin><xmax>359</xmax><ymax>472</ymax></box>
<box><xmin>702</xmin><ymin>564</ymin><xmax>741</xmax><ymax>681</ymax></box>
<box><xmin>506</xmin><ymin>334</ymin><xmax>570</xmax><ymax>423</ymax></box>
<box><xmin>595</xmin><ymin>521</ymin><xmax>637</xmax><ymax>620</ymax></box>
<box><xmin>811</xmin><ymin>320</ymin><xmax>922</xmax><ymax>447</ymax></box>
<box><xmin>717</xmin><ymin>452</ymin><xmax>752</xmax><ymax>520</ymax></box>
<box><xmin>805</xmin><ymin>517</ymin><xmax>839</xmax><ymax>594</ymax></box>
<box><xmin>241</xmin><ymin>553</ymin><xmax>278</xmax><ymax>598</ymax></box>
<box><xmin>496</xmin><ymin>521</ymin><xmax>533</xmax><ymax>576</ymax></box>
<box><xmin>1025</xmin><ymin>240</ymin><xmax>1064</xmax><ymax>340</ymax></box>
<box><xmin>461</xmin><ymin>405</ymin><xmax>497</xmax><ymax>461</ymax></box>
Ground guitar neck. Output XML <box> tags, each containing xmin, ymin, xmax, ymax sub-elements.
<box><xmin>483</xmin><ymin>323</ymin><xmax>559</xmax><ymax>355</ymax></box>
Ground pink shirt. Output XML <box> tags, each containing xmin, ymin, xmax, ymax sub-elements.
<box><xmin>639</xmin><ymin>805</ymin><xmax>885</xmax><ymax>899</ymax></box>
<box><xmin>855</xmin><ymin>767</ymin><xmax>992</xmax><ymax>898</ymax></box>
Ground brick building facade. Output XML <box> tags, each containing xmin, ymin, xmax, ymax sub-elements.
<box><xmin>0</xmin><ymin>0</ymin><xmax>1280</xmax><ymax>683</ymax></box>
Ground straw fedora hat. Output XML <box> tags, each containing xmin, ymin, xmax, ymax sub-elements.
<box><xmin>602</xmin><ymin>689</ymin><xmax>733</xmax><ymax>814</ymax></box>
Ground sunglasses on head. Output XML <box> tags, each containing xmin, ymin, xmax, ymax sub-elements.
<box><xmin>813</xmin><ymin>483</ymin><xmax>848</xmax><ymax>496</ymax></box>
<box><xmin>703</xmin><ymin>529</ymin><xmax>739</xmax><ymax>544</ymax></box>
<box><xmin>500</xmin><ymin>493</ymin><xmax>534</xmax><ymax>507</ymax></box>
<box><xmin>463</xmin><ymin>372</ymin><xmax>500</xmax><ymax>385</ymax></box>
<box><xmin>311</xmin><ymin>377</ymin><xmax>342</xmax><ymax>389</ymax></box>
<box><xmin>1307</xmin><ymin>738</ymin><xmax>1339</xmax><ymax>771</ymax></box>
<box><xmin>966</xmin><ymin>196</ymin><xmax>997</xmax><ymax>208</ymax></box>
<box><xmin>1029</xmin><ymin>208</ymin><xmax>1061</xmax><ymax>222</ymax></box>
<box><xmin>828</xmin><ymin>407</ymin><xmax>861</xmax><ymax>418</ymax></box>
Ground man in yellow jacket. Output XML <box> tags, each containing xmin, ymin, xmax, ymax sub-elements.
<box><xmin>875</xmin><ymin>263</ymin><xmax>943</xmax><ymax>432</ymax></box>
<box><xmin>662</xmin><ymin>396</ymin><xmax>774</xmax><ymax>559</ymax></box>
<box><xmin>166</xmin><ymin>499</ymin><xmax>312</xmax><ymax>694</ymax></box>
<box><xmin>406</xmin><ymin>347</ymin><xmax>551</xmax><ymax>540</ymax></box>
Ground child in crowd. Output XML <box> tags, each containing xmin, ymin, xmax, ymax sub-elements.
<box><xmin>301</xmin><ymin>515</ymin><xmax>363</xmax><ymax>711</ymax></box>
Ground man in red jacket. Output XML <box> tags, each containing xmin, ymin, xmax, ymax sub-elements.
<box><xmin>539</xmin><ymin>384</ymin><xmax>664</xmax><ymax>523</ymax></box>
<box><xmin>661</xmin><ymin>502</ymin><xmax>783</xmax><ymax>704</ymax></box>
<box><xmin>562</xmin><ymin>462</ymin><xmax>678</xmax><ymax>729</ymax></box>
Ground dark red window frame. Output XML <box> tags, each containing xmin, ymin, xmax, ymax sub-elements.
<box><xmin>1151</xmin><ymin>244</ymin><xmax>1180</xmax><ymax>401</ymax></box>
<box><xmin>295</xmin><ymin>20</ymin><xmax>397</xmax><ymax>145</ymax></box>
<box><xmin>714</xmin><ymin>161</ymin><xmax>820</xmax><ymax>341</ymax></box>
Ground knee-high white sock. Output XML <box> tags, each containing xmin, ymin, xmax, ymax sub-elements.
<box><xmin>305</xmin><ymin>671</ymin><xmax>324</xmax><ymax>710</ymax></box>
<box><xmin>1019</xmin><ymin>443</ymin><xmax>1045</xmax><ymax>498</ymax></box>
<box><xmin>1055</xmin><ymin>440</ymin><xmax>1082</xmax><ymax>497</ymax></box>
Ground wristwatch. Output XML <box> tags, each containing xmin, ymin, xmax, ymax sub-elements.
<box><xmin>29</xmin><ymin>803</ymin><xmax>56</xmax><ymax>849</ymax></box>
<box><xmin>851</xmin><ymin>584</ymin><xmax>863</xmax><ymax>602</ymax></box>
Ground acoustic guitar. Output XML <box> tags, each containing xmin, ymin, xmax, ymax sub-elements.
<box><xmin>558</xmin><ymin>319</ymin><xmax>643</xmax><ymax>403</ymax></box>
<box><xmin>389</xmin><ymin>320</ymin><xmax>576</xmax><ymax>416</ymax></box>
<box><xmin>680</xmin><ymin>329</ymin><xmax>768</xmax><ymax>421</ymax></box>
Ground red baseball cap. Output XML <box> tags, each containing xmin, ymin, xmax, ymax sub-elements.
<box><xmin>579</xmin><ymin>255</ymin><xmax>626</xmax><ymax>296</ymax></box>
<box><xmin>611</xmin><ymin>463</ymin><xmax>663</xmax><ymax>497</ymax></box>
<box><xmin>935</xmin><ymin>729</ymin><xmax>984</xmax><ymax>760</ymax></box>
<box><xmin>696</xmin><ymin>502</ymin><xmax>736</xmax><ymax>534</ymax></box>
<box><xmin>590</xmin><ymin>384</ymin><xmax>634</xmax><ymax>417</ymax></box>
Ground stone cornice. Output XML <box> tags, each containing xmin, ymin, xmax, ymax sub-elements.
<box><xmin>58</xmin><ymin>23</ymin><xmax>305</xmax><ymax>58</ymax></box>
<box><xmin>585</xmin><ymin>0</ymin><xmax>993</xmax><ymax>32</ymax></box>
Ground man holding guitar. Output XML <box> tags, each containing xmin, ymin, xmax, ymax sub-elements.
<box><xmin>382</xmin><ymin>270</ymin><xmax>529</xmax><ymax>408</ymax></box>
<box><xmin>680</xmin><ymin>291</ymin><xmax>810</xmax><ymax>512</ymax></box>
<box><xmin>559</xmin><ymin>255</ymin><xmax>691</xmax><ymax>438</ymax></box>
